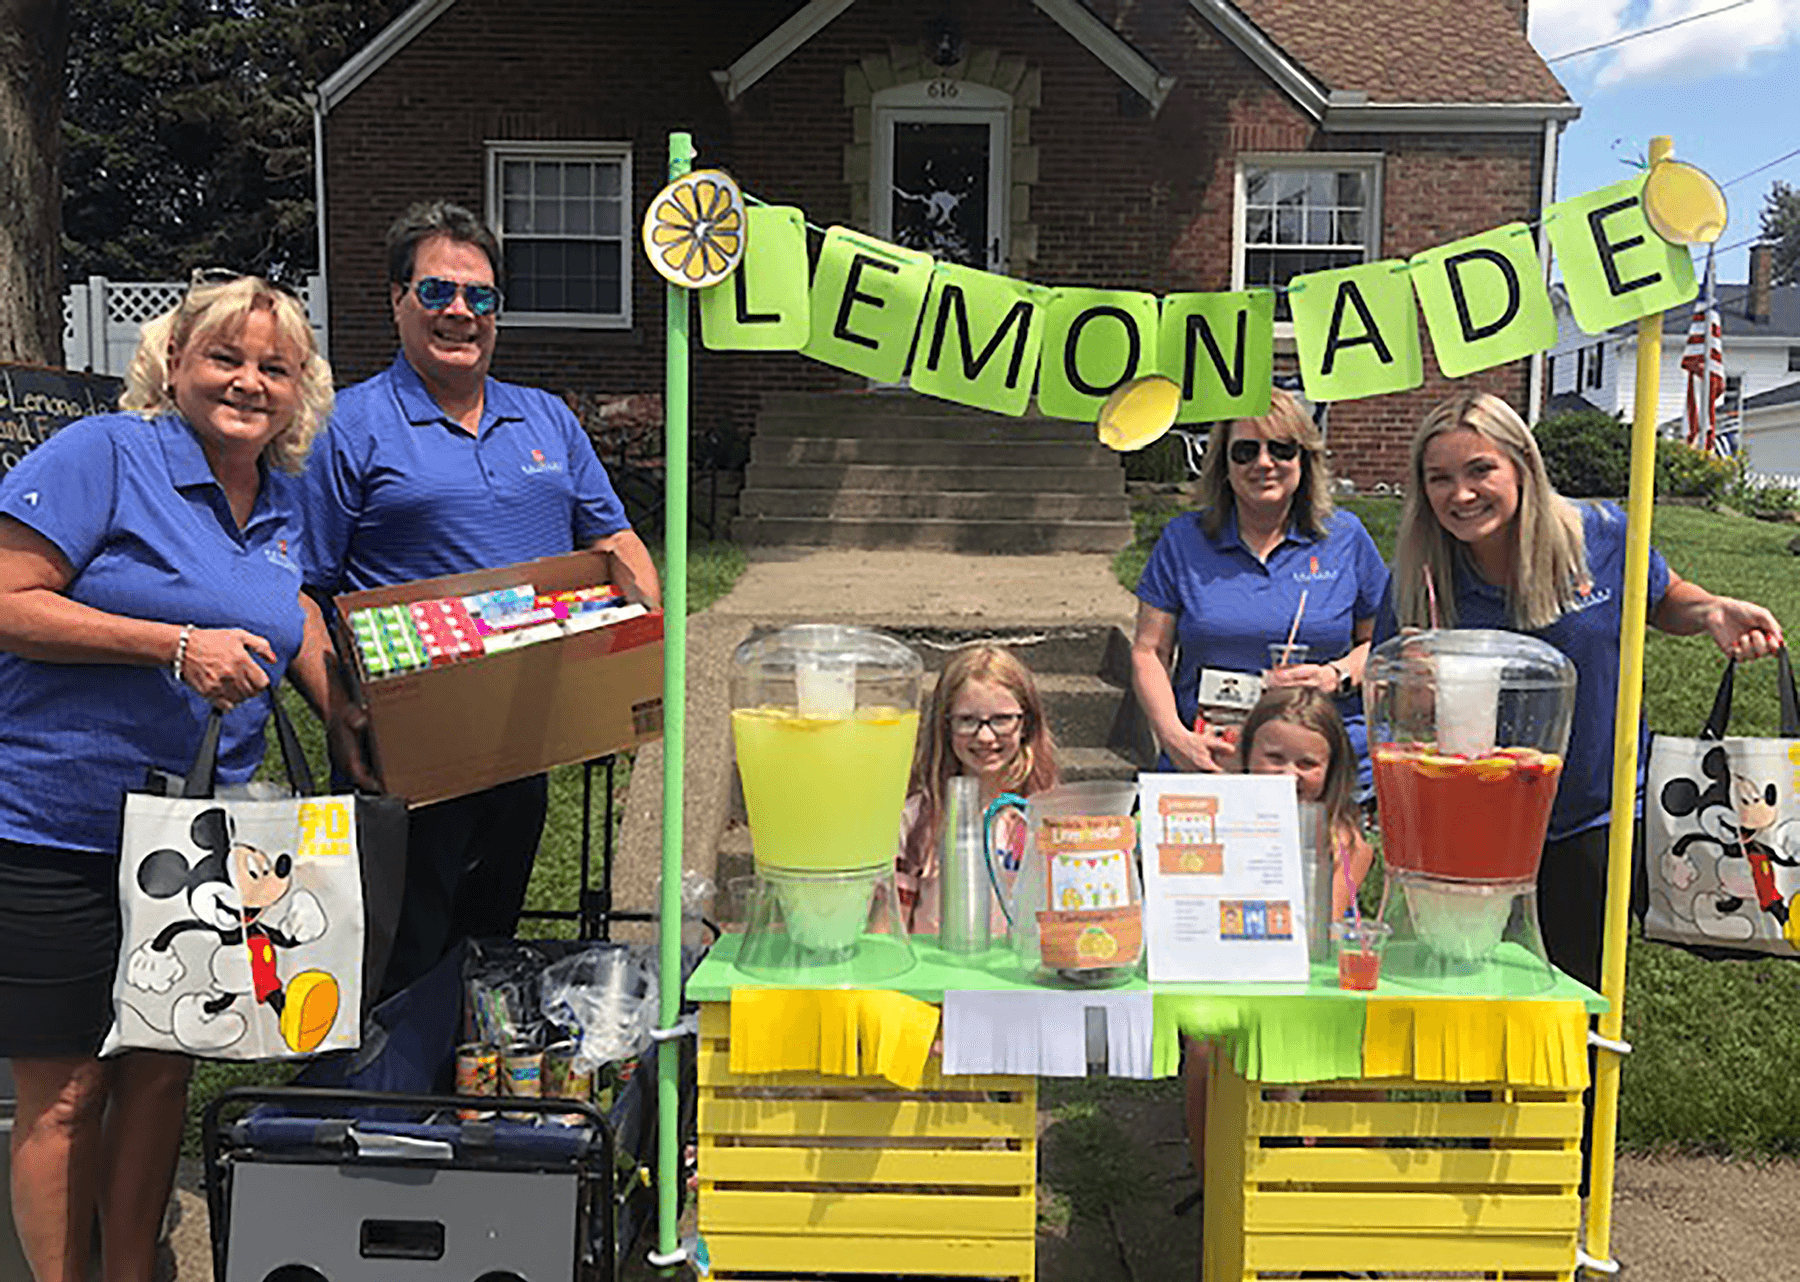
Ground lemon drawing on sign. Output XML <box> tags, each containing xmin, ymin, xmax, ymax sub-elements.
<box><xmin>643</xmin><ymin>169</ymin><xmax>746</xmax><ymax>288</ymax></box>
<box><xmin>1097</xmin><ymin>375</ymin><xmax>1180</xmax><ymax>452</ymax></box>
<box><xmin>1643</xmin><ymin>160</ymin><xmax>1727</xmax><ymax>246</ymax></box>
<box><xmin>1076</xmin><ymin>925</ymin><xmax>1119</xmax><ymax>962</ymax></box>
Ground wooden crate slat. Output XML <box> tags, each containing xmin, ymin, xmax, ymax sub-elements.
<box><xmin>1244</xmin><ymin>1189</ymin><xmax>1581</xmax><ymax>1233</ymax></box>
<box><xmin>1244</xmin><ymin>1229</ymin><xmax>1579</xmax><ymax>1273</ymax></box>
<box><xmin>701</xmin><ymin>1093</ymin><xmax>1037</xmax><ymax>1140</ymax></box>
<box><xmin>701</xmin><ymin>1182</ymin><xmax>1036</xmax><ymax>1234</ymax></box>
<box><xmin>1252</xmin><ymin>1098</ymin><xmax>1585</xmax><ymax>1140</ymax></box>
<box><xmin>698</xmin><ymin>1045</ymin><xmax>1026</xmax><ymax>1092</ymax></box>
<box><xmin>1246</xmin><ymin>1145</ymin><xmax>1582</xmax><ymax>1186</ymax></box>
<box><xmin>706</xmin><ymin>1230</ymin><xmax>1034</xmax><ymax>1277</ymax></box>
<box><xmin>700</xmin><ymin>1138</ymin><xmax>1035</xmax><ymax>1185</ymax></box>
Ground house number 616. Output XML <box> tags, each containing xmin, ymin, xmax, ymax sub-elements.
<box><xmin>927</xmin><ymin>80</ymin><xmax>959</xmax><ymax>98</ymax></box>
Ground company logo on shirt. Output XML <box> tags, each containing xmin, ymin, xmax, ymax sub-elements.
<box><xmin>1565</xmin><ymin>581</ymin><xmax>1613</xmax><ymax>614</ymax></box>
<box><xmin>21</xmin><ymin>491</ymin><xmax>38</xmax><ymax>506</ymax></box>
<box><xmin>263</xmin><ymin>537</ymin><xmax>299</xmax><ymax>573</ymax></box>
<box><xmin>521</xmin><ymin>447</ymin><xmax>564</xmax><ymax>476</ymax></box>
<box><xmin>1291</xmin><ymin>555</ymin><xmax>1339</xmax><ymax>584</ymax></box>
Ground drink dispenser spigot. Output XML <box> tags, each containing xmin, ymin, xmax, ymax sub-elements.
<box><xmin>1365</xmin><ymin>629</ymin><xmax>1576</xmax><ymax>987</ymax></box>
<box><xmin>731</xmin><ymin>625</ymin><xmax>922</xmax><ymax>982</ymax></box>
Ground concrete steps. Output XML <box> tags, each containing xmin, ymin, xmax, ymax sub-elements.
<box><xmin>734</xmin><ymin>391</ymin><xmax>1132</xmax><ymax>553</ymax></box>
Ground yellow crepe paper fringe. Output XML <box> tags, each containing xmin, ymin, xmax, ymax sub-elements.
<box><xmin>727</xmin><ymin>988</ymin><xmax>942</xmax><ymax>1089</ymax></box>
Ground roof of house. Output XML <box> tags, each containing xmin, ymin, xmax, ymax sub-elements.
<box><xmin>1649</xmin><ymin>282</ymin><xmax>1800</xmax><ymax>341</ymax></box>
<box><xmin>1546</xmin><ymin>391</ymin><xmax>1609</xmax><ymax>417</ymax></box>
<box><xmin>1229</xmin><ymin>0</ymin><xmax>1571</xmax><ymax>105</ymax></box>
<box><xmin>1745</xmin><ymin>379</ymin><xmax>1800</xmax><ymax>410</ymax></box>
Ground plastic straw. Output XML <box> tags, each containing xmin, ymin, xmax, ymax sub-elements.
<box><xmin>1423</xmin><ymin>564</ymin><xmax>1442</xmax><ymax>630</ymax></box>
<box><xmin>1338</xmin><ymin>831</ymin><xmax>1361</xmax><ymax>934</ymax></box>
<box><xmin>1282</xmin><ymin>590</ymin><xmax>1308</xmax><ymax>664</ymax></box>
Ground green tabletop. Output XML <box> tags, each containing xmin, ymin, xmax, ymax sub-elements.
<box><xmin>685</xmin><ymin>931</ymin><xmax>1607</xmax><ymax>1012</ymax></box>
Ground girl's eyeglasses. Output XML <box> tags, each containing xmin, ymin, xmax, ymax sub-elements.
<box><xmin>412</xmin><ymin>276</ymin><xmax>503</xmax><ymax>317</ymax></box>
<box><xmin>950</xmin><ymin>712</ymin><xmax>1024</xmax><ymax>737</ymax></box>
<box><xmin>1228</xmin><ymin>437</ymin><xmax>1302</xmax><ymax>466</ymax></box>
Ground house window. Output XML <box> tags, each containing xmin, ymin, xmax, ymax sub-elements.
<box><xmin>1788</xmin><ymin>345</ymin><xmax>1800</xmax><ymax>372</ymax></box>
<box><xmin>1586</xmin><ymin>342</ymin><xmax>1603</xmax><ymax>389</ymax></box>
<box><xmin>486</xmin><ymin>142</ymin><xmax>631</xmax><ymax>327</ymax></box>
<box><xmin>1724</xmin><ymin>374</ymin><xmax>1743</xmax><ymax>423</ymax></box>
<box><xmin>1236</xmin><ymin>156</ymin><xmax>1382</xmax><ymax>322</ymax></box>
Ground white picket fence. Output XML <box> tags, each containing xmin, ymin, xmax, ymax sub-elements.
<box><xmin>61</xmin><ymin>274</ymin><xmax>327</xmax><ymax>376</ymax></box>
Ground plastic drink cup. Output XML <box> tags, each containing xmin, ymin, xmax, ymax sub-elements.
<box><xmin>1332</xmin><ymin>919</ymin><xmax>1392</xmax><ymax>991</ymax></box>
<box><xmin>1266</xmin><ymin>641</ymin><xmax>1311</xmax><ymax>673</ymax></box>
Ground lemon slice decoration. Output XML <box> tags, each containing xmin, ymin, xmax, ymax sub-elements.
<box><xmin>1097</xmin><ymin>375</ymin><xmax>1180</xmax><ymax>452</ymax></box>
<box><xmin>1643</xmin><ymin>160</ymin><xmax>1728</xmax><ymax>246</ymax></box>
<box><xmin>643</xmin><ymin>168</ymin><xmax>746</xmax><ymax>288</ymax></box>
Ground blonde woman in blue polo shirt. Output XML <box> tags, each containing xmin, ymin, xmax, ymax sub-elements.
<box><xmin>1381</xmin><ymin>391</ymin><xmax>1782</xmax><ymax>990</ymax></box>
<box><xmin>0</xmin><ymin>275</ymin><xmax>335</xmax><ymax>1282</ymax></box>
<box><xmin>1131</xmin><ymin>390</ymin><xmax>1389</xmax><ymax>789</ymax></box>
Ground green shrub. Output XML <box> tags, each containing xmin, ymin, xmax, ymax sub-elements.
<box><xmin>1656</xmin><ymin>438</ymin><xmax>1736</xmax><ymax>499</ymax></box>
<box><xmin>1122</xmin><ymin>433</ymin><xmax>1189</xmax><ymax>484</ymax></box>
<box><xmin>1721</xmin><ymin>470</ymin><xmax>1800</xmax><ymax>519</ymax></box>
<box><xmin>1534</xmin><ymin>410</ymin><xmax>1629</xmax><ymax>496</ymax></box>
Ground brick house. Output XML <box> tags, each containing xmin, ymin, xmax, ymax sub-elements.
<box><xmin>312</xmin><ymin>0</ymin><xmax>1576</xmax><ymax>492</ymax></box>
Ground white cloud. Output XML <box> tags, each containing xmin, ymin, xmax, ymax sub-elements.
<box><xmin>1531</xmin><ymin>0</ymin><xmax>1800</xmax><ymax>88</ymax></box>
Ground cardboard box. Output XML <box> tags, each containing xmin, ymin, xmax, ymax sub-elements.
<box><xmin>336</xmin><ymin>550</ymin><xmax>663</xmax><ymax>807</ymax></box>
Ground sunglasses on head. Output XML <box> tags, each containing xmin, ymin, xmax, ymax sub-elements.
<box><xmin>1228</xmin><ymin>437</ymin><xmax>1302</xmax><ymax>466</ymax></box>
<box><xmin>411</xmin><ymin>276</ymin><xmax>503</xmax><ymax>316</ymax></box>
<box><xmin>187</xmin><ymin>266</ymin><xmax>300</xmax><ymax>301</ymax></box>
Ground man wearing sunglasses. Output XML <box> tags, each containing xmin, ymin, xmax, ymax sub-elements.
<box><xmin>297</xmin><ymin>199</ymin><xmax>659</xmax><ymax>998</ymax></box>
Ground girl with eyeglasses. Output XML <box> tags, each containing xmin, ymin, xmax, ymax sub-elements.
<box><xmin>1131</xmin><ymin>390</ymin><xmax>1389</xmax><ymax>793</ymax></box>
<box><xmin>896</xmin><ymin>645</ymin><xmax>1059</xmax><ymax>934</ymax></box>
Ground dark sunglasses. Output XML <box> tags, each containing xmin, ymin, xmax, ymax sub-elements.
<box><xmin>1228</xmin><ymin>437</ymin><xmax>1303</xmax><ymax>466</ymax></box>
<box><xmin>188</xmin><ymin>266</ymin><xmax>300</xmax><ymax>301</ymax></box>
<box><xmin>412</xmin><ymin>276</ymin><xmax>503</xmax><ymax>317</ymax></box>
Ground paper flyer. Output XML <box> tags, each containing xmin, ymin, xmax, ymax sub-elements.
<box><xmin>1138</xmin><ymin>773</ymin><xmax>1309</xmax><ymax>983</ymax></box>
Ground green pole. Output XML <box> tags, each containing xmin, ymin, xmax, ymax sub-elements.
<box><xmin>656</xmin><ymin>129</ymin><xmax>694</xmax><ymax>1269</ymax></box>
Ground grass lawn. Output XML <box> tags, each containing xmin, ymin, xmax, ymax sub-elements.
<box><xmin>1117</xmin><ymin>494</ymin><xmax>1800</xmax><ymax>1156</ymax></box>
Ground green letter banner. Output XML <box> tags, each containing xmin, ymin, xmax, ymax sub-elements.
<box><xmin>1545</xmin><ymin>174</ymin><xmax>1697</xmax><ymax>335</ymax></box>
<box><xmin>1037</xmin><ymin>289</ymin><xmax>1160</xmax><ymax>420</ymax></box>
<box><xmin>1291</xmin><ymin>261</ymin><xmax>1423</xmax><ymax>402</ymax></box>
<box><xmin>1157</xmin><ymin>289</ymin><xmax>1275</xmax><ymax>423</ymax></box>
<box><xmin>699</xmin><ymin>205</ymin><xmax>811</xmax><ymax>350</ymax></box>
<box><xmin>910</xmin><ymin>262</ymin><xmax>1051</xmax><ymax>415</ymax></box>
<box><xmin>801</xmin><ymin>227</ymin><xmax>934</xmax><ymax>382</ymax></box>
<box><xmin>1409</xmin><ymin>225</ymin><xmax>1556</xmax><ymax>380</ymax></box>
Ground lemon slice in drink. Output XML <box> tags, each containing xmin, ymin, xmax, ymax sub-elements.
<box><xmin>642</xmin><ymin>168</ymin><xmax>746</xmax><ymax>288</ymax></box>
<box><xmin>1097</xmin><ymin>375</ymin><xmax>1180</xmax><ymax>452</ymax></box>
<box><xmin>1643</xmin><ymin>160</ymin><xmax>1728</xmax><ymax>246</ymax></box>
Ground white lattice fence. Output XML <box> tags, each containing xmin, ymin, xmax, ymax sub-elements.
<box><xmin>63</xmin><ymin>275</ymin><xmax>326</xmax><ymax>375</ymax></box>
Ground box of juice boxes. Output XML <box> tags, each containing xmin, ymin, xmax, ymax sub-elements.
<box><xmin>333</xmin><ymin>550</ymin><xmax>663</xmax><ymax>806</ymax></box>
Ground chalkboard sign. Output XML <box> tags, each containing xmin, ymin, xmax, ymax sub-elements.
<box><xmin>0</xmin><ymin>363</ymin><xmax>124</xmax><ymax>479</ymax></box>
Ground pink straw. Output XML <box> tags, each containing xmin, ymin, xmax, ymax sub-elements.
<box><xmin>1338</xmin><ymin>832</ymin><xmax>1361</xmax><ymax>933</ymax></box>
<box><xmin>1282</xmin><ymin>590</ymin><xmax>1308</xmax><ymax>665</ymax></box>
<box><xmin>1422</xmin><ymin>564</ymin><xmax>1442</xmax><ymax>631</ymax></box>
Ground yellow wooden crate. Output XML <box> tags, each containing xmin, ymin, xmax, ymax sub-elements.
<box><xmin>697</xmin><ymin>1001</ymin><xmax>1038</xmax><ymax>1281</ymax></box>
<box><xmin>1205</xmin><ymin>1058</ymin><xmax>1584</xmax><ymax>1282</ymax></box>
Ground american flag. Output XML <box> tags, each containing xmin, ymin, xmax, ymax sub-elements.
<box><xmin>1681</xmin><ymin>248</ymin><xmax>1729</xmax><ymax>456</ymax></box>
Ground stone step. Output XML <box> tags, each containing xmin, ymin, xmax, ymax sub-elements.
<box><xmin>750</xmin><ymin>436</ymin><xmax>1117</xmax><ymax>468</ymax></box>
<box><xmin>744</xmin><ymin>462</ymin><xmax>1126</xmax><ymax>494</ymax></box>
<box><xmin>732</xmin><ymin>515</ymin><xmax>1132</xmax><ymax>554</ymax></box>
<box><xmin>921</xmin><ymin>670</ymin><xmax>1126</xmax><ymax>749</ymax></box>
<box><xmin>760</xmin><ymin>390</ymin><xmax>1041</xmax><ymax>419</ymax></box>
<box><xmin>755</xmin><ymin>412</ymin><xmax>1100</xmax><ymax>443</ymax></box>
<box><xmin>1058</xmin><ymin>745</ymin><xmax>1142</xmax><ymax>783</ymax></box>
<box><xmin>890</xmin><ymin>623</ymin><xmax>1132</xmax><ymax>679</ymax></box>
<box><xmin>738</xmin><ymin>488</ymin><xmax>1129</xmax><ymax>522</ymax></box>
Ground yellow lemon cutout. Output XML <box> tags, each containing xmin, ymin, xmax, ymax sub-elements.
<box><xmin>1643</xmin><ymin>160</ymin><xmax>1728</xmax><ymax>246</ymax></box>
<box><xmin>1097</xmin><ymin>375</ymin><xmax>1180</xmax><ymax>452</ymax></box>
<box><xmin>642</xmin><ymin>168</ymin><xmax>746</xmax><ymax>288</ymax></box>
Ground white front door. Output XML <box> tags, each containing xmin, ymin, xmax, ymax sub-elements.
<box><xmin>872</xmin><ymin>80</ymin><xmax>1010</xmax><ymax>273</ymax></box>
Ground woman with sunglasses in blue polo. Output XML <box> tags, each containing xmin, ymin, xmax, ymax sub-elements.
<box><xmin>0</xmin><ymin>273</ymin><xmax>335</xmax><ymax>1282</ymax></box>
<box><xmin>1129</xmin><ymin>389</ymin><xmax>1388</xmax><ymax>788</ymax></box>
<box><xmin>297</xmin><ymin>201</ymin><xmax>660</xmax><ymax>1001</ymax></box>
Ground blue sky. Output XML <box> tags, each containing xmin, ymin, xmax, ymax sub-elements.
<box><xmin>1530</xmin><ymin>0</ymin><xmax>1800</xmax><ymax>283</ymax></box>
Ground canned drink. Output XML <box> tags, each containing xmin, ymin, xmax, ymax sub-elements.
<box><xmin>501</xmin><ymin>1042</ymin><xmax>542</xmax><ymax>1122</ymax></box>
<box><xmin>455</xmin><ymin>1041</ymin><xmax>499</xmax><ymax>1120</ymax></box>
<box><xmin>543</xmin><ymin>1040</ymin><xmax>594</xmax><ymax>1126</ymax></box>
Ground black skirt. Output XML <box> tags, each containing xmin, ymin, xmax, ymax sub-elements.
<box><xmin>0</xmin><ymin>838</ymin><xmax>121</xmax><ymax>1058</ymax></box>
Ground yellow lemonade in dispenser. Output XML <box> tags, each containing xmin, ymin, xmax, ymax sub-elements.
<box><xmin>732</xmin><ymin>706</ymin><xmax>920</xmax><ymax>873</ymax></box>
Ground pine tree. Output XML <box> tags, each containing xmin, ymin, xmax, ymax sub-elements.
<box><xmin>1760</xmin><ymin>180</ymin><xmax>1800</xmax><ymax>287</ymax></box>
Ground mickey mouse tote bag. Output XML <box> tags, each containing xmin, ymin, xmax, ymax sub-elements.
<box><xmin>1643</xmin><ymin>650</ymin><xmax>1800</xmax><ymax>959</ymax></box>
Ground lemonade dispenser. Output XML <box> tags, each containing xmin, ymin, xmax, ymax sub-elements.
<box><xmin>731</xmin><ymin>625</ymin><xmax>922</xmax><ymax>981</ymax></box>
<box><xmin>1365</xmin><ymin>629</ymin><xmax>1576</xmax><ymax>990</ymax></box>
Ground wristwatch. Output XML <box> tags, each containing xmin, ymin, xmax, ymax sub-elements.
<box><xmin>1327</xmin><ymin>660</ymin><xmax>1354</xmax><ymax>697</ymax></box>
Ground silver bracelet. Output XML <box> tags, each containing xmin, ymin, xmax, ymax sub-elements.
<box><xmin>172</xmin><ymin>623</ymin><xmax>194</xmax><ymax>684</ymax></box>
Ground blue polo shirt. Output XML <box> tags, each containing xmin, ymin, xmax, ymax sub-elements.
<box><xmin>1374</xmin><ymin>501</ymin><xmax>1669</xmax><ymax>841</ymax></box>
<box><xmin>297</xmin><ymin>356</ymin><xmax>631</xmax><ymax>593</ymax></box>
<box><xmin>0</xmin><ymin>413</ymin><xmax>305</xmax><ymax>854</ymax></box>
<box><xmin>1135</xmin><ymin>507</ymin><xmax>1389</xmax><ymax>788</ymax></box>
